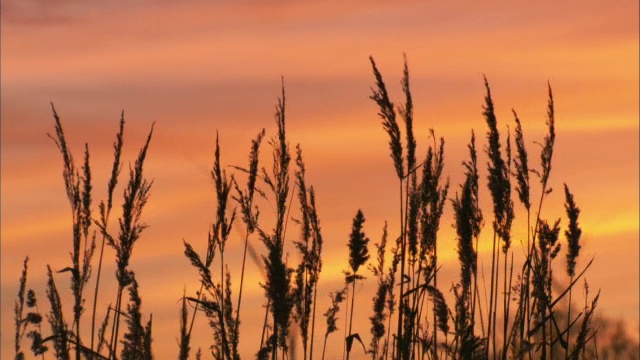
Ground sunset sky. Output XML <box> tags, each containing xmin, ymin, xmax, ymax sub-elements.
<box><xmin>1</xmin><ymin>1</ymin><xmax>638</xmax><ymax>359</ymax></box>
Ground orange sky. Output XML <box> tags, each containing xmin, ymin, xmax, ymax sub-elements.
<box><xmin>2</xmin><ymin>1</ymin><xmax>638</xmax><ymax>359</ymax></box>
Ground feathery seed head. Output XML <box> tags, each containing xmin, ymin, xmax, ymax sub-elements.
<box><xmin>348</xmin><ymin>209</ymin><xmax>370</xmax><ymax>274</ymax></box>
<box><xmin>564</xmin><ymin>184</ymin><xmax>582</xmax><ymax>277</ymax></box>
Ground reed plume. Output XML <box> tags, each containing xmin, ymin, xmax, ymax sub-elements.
<box><xmin>563</xmin><ymin>184</ymin><xmax>582</xmax><ymax>359</ymax></box>
<box><xmin>369</xmin><ymin>56</ymin><xmax>403</xmax><ymax>179</ymax></box>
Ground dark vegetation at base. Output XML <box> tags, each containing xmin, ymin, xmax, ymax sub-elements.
<box><xmin>14</xmin><ymin>57</ymin><xmax>639</xmax><ymax>360</ymax></box>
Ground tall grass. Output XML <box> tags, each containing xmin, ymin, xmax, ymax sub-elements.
<box><xmin>15</xmin><ymin>59</ymin><xmax>604</xmax><ymax>360</ymax></box>
<box><xmin>15</xmin><ymin>106</ymin><xmax>155</xmax><ymax>360</ymax></box>
<box><xmin>364</xmin><ymin>56</ymin><xmax>599</xmax><ymax>360</ymax></box>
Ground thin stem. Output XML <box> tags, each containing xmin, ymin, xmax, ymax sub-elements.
<box><xmin>110</xmin><ymin>284</ymin><xmax>124</xmax><ymax>360</ymax></box>
<box><xmin>502</xmin><ymin>248</ymin><xmax>510</xmax><ymax>360</ymax></box>
<box><xmin>383</xmin><ymin>296</ymin><xmax>394</xmax><ymax>360</ymax></box>
<box><xmin>309</xmin><ymin>279</ymin><xmax>319</xmax><ymax>360</ymax></box>
<box><xmin>304</xmin><ymin>268</ymin><xmax>309</xmax><ymax>360</ymax></box>
<box><xmin>433</xmin><ymin>234</ymin><xmax>439</xmax><ymax>360</ymax></box>
<box><xmin>565</xmin><ymin>275</ymin><xmax>574</xmax><ymax>360</ymax></box>
<box><xmin>272</xmin><ymin>311</ymin><xmax>278</xmax><ymax>360</ymax></box>
<box><xmin>321</xmin><ymin>334</ymin><xmax>328</xmax><ymax>360</ymax></box>
<box><xmin>487</xmin><ymin>231</ymin><xmax>497</xmax><ymax>358</ymax></box>
<box><xmin>493</xmin><ymin>241</ymin><xmax>500</xmax><ymax>358</ymax></box>
<box><xmin>472</xmin><ymin>235</ymin><xmax>482</xmax><ymax>334</ymax></box>
<box><xmin>473</xmin><ymin>273</ymin><xmax>485</xmax><ymax>337</ymax></box>
<box><xmin>259</xmin><ymin>298</ymin><xmax>271</xmax><ymax>351</ymax></box>
<box><xmin>187</xmin><ymin>282</ymin><xmax>205</xmax><ymax>338</ymax></box>
<box><xmin>342</xmin><ymin>285</ymin><xmax>349</xmax><ymax>360</ymax></box>
<box><xmin>346</xmin><ymin>278</ymin><xmax>357</xmax><ymax>360</ymax></box>
<box><xmin>519</xmin><ymin>210</ymin><xmax>531</xmax><ymax>358</ymax></box>
<box><xmin>90</xmin><ymin>232</ymin><xmax>108</xmax><ymax>355</ymax></box>
<box><xmin>236</xmin><ymin>230</ymin><xmax>251</xmax><ymax>345</ymax></box>
<box><xmin>76</xmin><ymin>308</ymin><xmax>81</xmax><ymax>360</ymax></box>
<box><xmin>396</xmin><ymin>181</ymin><xmax>405</xmax><ymax>359</ymax></box>
<box><xmin>221</xmin><ymin>249</ymin><xmax>231</xmax><ymax>360</ymax></box>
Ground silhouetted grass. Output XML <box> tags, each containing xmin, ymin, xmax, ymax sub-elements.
<box><xmin>15</xmin><ymin>59</ymin><xmax>608</xmax><ymax>360</ymax></box>
<box><xmin>345</xmin><ymin>210</ymin><xmax>370</xmax><ymax>360</ymax></box>
<box><xmin>15</xmin><ymin>106</ymin><xmax>154</xmax><ymax>360</ymax></box>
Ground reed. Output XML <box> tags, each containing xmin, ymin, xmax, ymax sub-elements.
<box><xmin>293</xmin><ymin>144</ymin><xmax>324</xmax><ymax>360</ymax></box>
<box><xmin>452</xmin><ymin>131</ymin><xmax>484</xmax><ymax>358</ymax></box>
<box><xmin>258</xmin><ymin>84</ymin><xmax>295</xmax><ymax>360</ymax></box>
<box><xmin>91</xmin><ymin>112</ymin><xmax>124</xmax><ymax>356</ymax></box>
<box><xmin>345</xmin><ymin>210</ymin><xmax>370</xmax><ymax>360</ymax></box>
<box><xmin>233</xmin><ymin>129</ymin><xmax>266</xmax><ymax>349</ymax></box>
<box><xmin>105</xmin><ymin>121</ymin><xmax>154</xmax><ymax>360</ymax></box>
<box><xmin>563</xmin><ymin>184</ymin><xmax>582</xmax><ymax>360</ymax></box>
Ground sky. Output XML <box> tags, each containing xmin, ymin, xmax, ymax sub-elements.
<box><xmin>1</xmin><ymin>0</ymin><xmax>638</xmax><ymax>359</ymax></box>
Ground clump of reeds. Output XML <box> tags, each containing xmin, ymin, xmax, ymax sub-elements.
<box><xmin>182</xmin><ymin>82</ymin><xmax>334</xmax><ymax>360</ymax></box>
<box><xmin>369</xmin><ymin>55</ymin><xmax>451</xmax><ymax>360</ymax></box>
<box><xmin>182</xmin><ymin>126</ymin><xmax>266</xmax><ymax>360</ymax></box>
<box><xmin>183</xmin><ymin>132</ymin><xmax>238</xmax><ymax>360</ymax></box>
<box><xmin>15</xmin><ymin>60</ymin><xmax>605</xmax><ymax>360</ymax></box>
<box><xmin>15</xmin><ymin>106</ymin><xmax>155</xmax><ymax>360</ymax></box>
<box><xmin>363</xmin><ymin>57</ymin><xmax>600</xmax><ymax>360</ymax></box>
